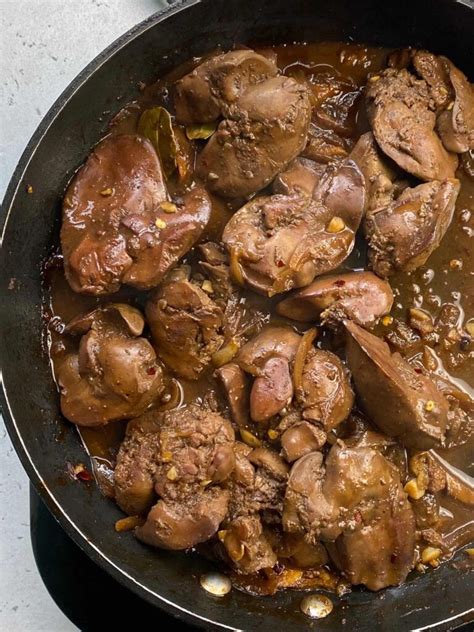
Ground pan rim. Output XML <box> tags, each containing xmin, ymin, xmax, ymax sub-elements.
<box><xmin>0</xmin><ymin>1</ymin><xmax>236</xmax><ymax>628</ymax></box>
<box><xmin>0</xmin><ymin>0</ymin><xmax>473</xmax><ymax>629</ymax></box>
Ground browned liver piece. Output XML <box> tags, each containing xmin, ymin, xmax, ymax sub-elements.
<box><xmin>61</xmin><ymin>134</ymin><xmax>211</xmax><ymax>294</ymax></box>
<box><xmin>283</xmin><ymin>446</ymin><xmax>416</xmax><ymax>590</ymax></box>
<box><xmin>57</xmin><ymin>304</ymin><xmax>164</xmax><ymax>427</ymax></box>
<box><xmin>345</xmin><ymin>321</ymin><xmax>449</xmax><ymax>449</ymax></box>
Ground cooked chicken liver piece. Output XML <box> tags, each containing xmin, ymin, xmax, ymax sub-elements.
<box><xmin>365</xmin><ymin>178</ymin><xmax>460</xmax><ymax>277</ymax></box>
<box><xmin>197</xmin><ymin>76</ymin><xmax>312</xmax><ymax>198</ymax></box>
<box><xmin>153</xmin><ymin>404</ymin><xmax>235</xmax><ymax>500</ymax></box>
<box><xmin>436</xmin><ymin>58</ymin><xmax>474</xmax><ymax>153</ymax></box>
<box><xmin>227</xmin><ymin>445</ymin><xmax>289</xmax><ymax>520</ymax></box>
<box><xmin>280</xmin><ymin>421</ymin><xmax>327</xmax><ymax>463</ymax></box>
<box><xmin>235</xmin><ymin>325</ymin><xmax>301</xmax><ymax>374</ymax></box>
<box><xmin>273</xmin><ymin>157</ymin><xmax>325</xmax><ymax>197</ymax></box>
<box><xmin>298</xmin><ymin>349</ymin><xmax>354</xmax><ymax>431</ymax></box>
<box><xmin>366</xmin><ymin>69</ymin><xmax>458</xmax><ymax>181</ymax></box>
<box><xmin>115</xmin><ymin>405</ymin><xmax>235</xmax><ymax>550</ymax></box>
<box><xmin>350</xmin><ymin>132</ymin><xmax>400</xmax><ymax>212</ymax></box>
<box><xmin>114</xmin><ymin>410</ymin><xmax>162</xmax><ymax>515</ymax></box>
<box><xmin>146</xmin><ymin>269</ymin><xmax>225</xmax><ymax>380</ymax></box>
<box><xmin>233</xmin><ymin>325</ymin><xmax>300</xmax><ymax>422</ymax></box>
<box><xmin>174</xmin><ymin>49</ymin><xmax>278</xmax><ymax>125</ymax></box>
<box><xmin>222</xmin><ymin>159</ymin><xmax>366</xmax><ymax>296</ymax></box>
<box><xmin>389</xmin><ymin>50</ymin><xmax>474</xmax><ymax>153</ymax></box>
<box><xmin>221</xmin><ymin>515</ymin><xmax>277</xmax><ymax>573</ymax></box>
<box><xmin>283</xmin><ymin>445</ymin><xmax>416</xmax><ymax>590</ymax></box>
<box><xmin>345</xmin><ymin>321</ymin><xmax>449</xmax><ymax>449</ymax></box>
<box><xmin>277</xmin><ymin>271</ymin><xmax>394</xmax><ymax>327</ymax></box>
<box><xmin>57</xmin><ymin>304</ymin><xmax>164</xmax><ymax>427</ymax></box>
<box><xmin>61</xmin><ymin>134</ymin><xmax>211</xmax><ymax>294</ymax></box>
<box><xmin>250</xmin><ymin>356</ymin><xmax>294</xmax><ymax>423</ymax></box>
<box><xmin>136</xmin><ymin>487</ymin><xmax>230</xmax><ymax>550</ymax></box>
<box><xmin>215</xmin><ymin>363</ymin><xmax>250</xmax><ymax>428</ymax></box>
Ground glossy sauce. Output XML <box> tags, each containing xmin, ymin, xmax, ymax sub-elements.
<box><xmin>44</xmin><ymin>42</ymin><xmax>473</xmax><ymax>590</ymax></box>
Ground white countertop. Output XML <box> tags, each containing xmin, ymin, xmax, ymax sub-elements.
<box><xmin>0</xmin><ymin>2</ymin><xmax>167</xmax><ymax>629</ymax></box>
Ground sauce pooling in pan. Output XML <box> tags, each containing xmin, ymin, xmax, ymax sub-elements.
<box><xmin>44</xmin><ymin>41</ymin><xmax>474</xmax><ymax>597</ymax></box>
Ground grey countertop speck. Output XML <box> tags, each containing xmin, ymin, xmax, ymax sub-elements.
<box><xmin>0</xmin><ymin>1</ymin><xmax>168</xmax><ymax>629</ymax></box>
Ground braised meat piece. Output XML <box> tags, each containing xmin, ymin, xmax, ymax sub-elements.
<box><xmin>283</xmin><ymin>446</ymin><xmax>416</xmax><ymax>590</ymax></box>
<box><xmin>273</xmin><ymin>157</ymin><xmax>325</xmax><ymax>197</ymax></box>
<box><xmin>234</xmin><ymin>326</ymin><xmax>301</xmax><ymax>422</ymax></box>
<box><xmin>350</xmin><ymin>132</ymin><xmax>401</xmax><ymax>212</ymax></box>
<box><xmin>280</xmin><ymin>421</ymin><xmax>327</xmax><ymax>463</ymax></box>
<box><xmin>57</xmin><ymin>304</ymin><xmax>164</xmax><ymax>427</ymax></box>
<box><xmin>277</xmin><ymin>271</ymin><xmax>394</xmax><ymax>327</ymax></box>
<box><xmin>345</xmin><ymin>321</ymin><xmax>449</xmax><ymax>449</ymax></box>
<box><xmin>197</xmin><ymin>76</ymin><xmax>312</xmax><ymax>198</ymax></box>
<box><xmin>351</xmin><ymin>131</ymin><xmax>460</xmax><ymax>278</ymax></box>
<box><xmin>295</xmin><ymin>349</ymin><xmax>354</xmax><ymax>431</ymax></box>
<box><xmin>227</xmin><ymin>444</ymin><xmax>289</xmax><ymax>520</ymax></box>
<box><xmin>115</xmin><ymin>405</ymin><xmax>235</xmax><ymax>550</ymax></box>
<box><xmin>399</xmin><ymin>50</ymin><xmax>474</xmax><ymax>153</ymax></box>
<box><xmin>137</xmin><ymin>487</ymin><xmax>230</xmax><ymax>550</ymax></box>
<box><xmin>146</xmin><ymin>268</ymin><xmax>225</xmax><ymax>380</ymax></box>
<box><xmin>174</xmin><ymin>49</ymin><xmax>278</xmax><ymax>125</ymax></box>
<box><xmin>153</xmin><ymin>405</ymin><xmax>235</xmax><ymax>498</ymax></box>
<box><xmin>215</xmin><ymin>363</ymin><xmax>250</xmax><ymax>428</ymax></box>
<box><xmin>366</xmin><ymin>69</ymin><xmax>458</xmax><ymax>181</ymax></box>
<box><xmin>220</xmin><ymin>515</ymin><xmax>277</xmax><ymax>573</ymax></box>
<box><xmin>222</xmin><ymin>159</ymin><xmax>366</xmax><ymax>296</ymax></box>
<box><xmin>114</xmin><ymin>411</ymin><xmax>162</xmax><ymax>515</ymax></box>
<box><xmin>235</xmin><ymin>325</ymin><xmax>301</xmax><ymax>374</ymax></box>
<box><xmin>436</xmin><ymin>58</ymin><xmax>474</xmax><ymax>153</ymax></box>
<box><xmin>61</xmin><ymin>135</ymin><xmax>211</xmax><ymax>294</ymax></box>
<box><xmin>365</xmin><ymin>178</ymin><xmax>460</xmax><ymax>277</ymax></box>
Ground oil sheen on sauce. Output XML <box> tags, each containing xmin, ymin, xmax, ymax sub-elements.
<box><xmin>44</xmin><ymin>42</ymin><xmax>474</xmax><ymax>588</ymax></box>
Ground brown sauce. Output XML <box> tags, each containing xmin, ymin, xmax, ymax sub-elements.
<box><xmin>44</xmin><ymin>41</ymin><xmax>474</xmax><ymax>592</ymax></box>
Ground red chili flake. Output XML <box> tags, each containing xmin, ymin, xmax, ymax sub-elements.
<box><xmin>354</xmin><ymin>510</ymin><xmax>362</xmax><ymax>524</ymax></box>
<box><xmin>67</xmin><ymin>462</ymin><xmax>92</xmax><ymax>482</ymax></box>
<box><xmin>414</xmin><ymin>367</ymin><xmax>423</xmax><ymax>374</ymax></box>
<box><xmin>276</xmin><ymin>260</ymin><xmax>285</xmax><ymax>268</ymax></box>
<box><xmin>334</xmin><ymin>279</ymin><xmax>346</xmax><ymax>287</ymax></box>
<box><xmin>147</xmin><ymin>367</ymin><xmax>157</xmax><ymax>376</ymax></box>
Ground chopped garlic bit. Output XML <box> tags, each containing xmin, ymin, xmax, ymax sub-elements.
<box><xmin>201</xmin><ymin>280</ymin><xmax>214</xmax><ymax>294</ymax></box>
<box><xmin>267</xmin><ymin>429</ymin><xmax>279</xmax><ymax>440</ymax></box>
<box><xmin>211</xmin><ymin>339</ymin><xmax>239</xmax><ymax>367</ymax></box>
<box><xmin>160</xmin><ymin>201</ymin><xmax>178</xmax><ymax>213</ymax></box>
<box><xmin>115</xmin><ymin>515</ymin><xmax>143</xmax><ymax>532</ymax></box>
<box><xmin>100</xmin><ymin>187</ymin><xmax>114</xmax><ymax>196</ymax></box>
<box><xmin>421</xmin><ymin>546</ymin><xmax>442</xmax><ymax>565</ymax></box>
<box><xmin>155</xmin><ymin>218</ymin><xmax>167</xmax><ymax>229</ymax></box>
<box><xmin>404</xmin><ymin>478</ymin><xmax>425</xmax><ymax>500</ymax></box>
<box><xmin>326</xmin><ymin>216</ymin><xmax>346</xmax><ymax>233</ymax></box>
<box><xmin>425</xmin><ymin>400</ymin><xmax>435</xmax><ymax>412</ymax></box>
<box><xmin>381</xmin><ymin>315</ymin><xmax>393</xmax><ymax>326</ymax></box>
<box><xmin>166</xmin><ymin>466</ymin><xmax>178</xmax><ymax>480</ymax></box>
<box><xmin>239</xmin><ymin>428</ymin><xmax>262</xmax><ymax>448</ymax></box>
<box><xmin>449</xmin><ymin>258</ymin><xmax>463</xmax><ymax>271</ymax></box>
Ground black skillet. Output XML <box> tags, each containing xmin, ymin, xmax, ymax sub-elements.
<box><xmin>1</xmin><ymin>0</ymin><xmax>473</xmax><ymax>629</ymax></box>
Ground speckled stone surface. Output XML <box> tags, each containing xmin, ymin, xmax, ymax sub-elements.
<box><xmin>0</xmin><ymin>2</ymin><xmax>167</xmax><ymax>629</ymax></box>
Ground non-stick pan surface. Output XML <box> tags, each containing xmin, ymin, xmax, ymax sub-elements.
<box><xmin>1</xmin><ymin>0</ymin><xmax>473</xmax><ymax>629</ymax></box>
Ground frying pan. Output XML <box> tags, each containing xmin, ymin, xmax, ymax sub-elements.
<box><xmin>1</xmin><ymin>0</ymin><xmax>473</xmax><ymax>629</ymax></box>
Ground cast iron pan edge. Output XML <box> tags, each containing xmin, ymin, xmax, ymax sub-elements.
<box><xmin>1</xmin><ymin>0</ymin><xmax>473</xmax><ymax>629</ymax></box>
<box><xmin>0</xmin><ymin>2</ymin><xmax>229</xmax><ymax>629</ymax></box>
